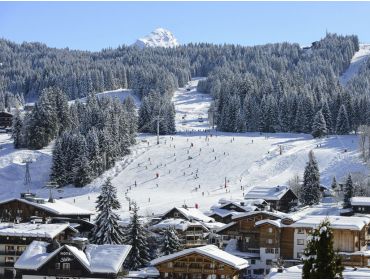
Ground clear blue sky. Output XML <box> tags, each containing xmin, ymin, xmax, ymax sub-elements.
<box><xmin>1</xmin><ymin>1</ymin><xmax>370</xmax><ymax>51</ymax></box>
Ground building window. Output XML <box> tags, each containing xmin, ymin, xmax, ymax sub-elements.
<box><xmin>174</xmin><ymin>212</ymin><xmax>179</xmax><ymax>218</ymax></box>
<box><xmin>297</xmin><ymin>228</ymin><xmax>305</xmax><ymax>234</ymax></box>
<box><xmin>297</xmin><ymin>239</ymin><xmax>305</xmax><ymax>245</ymax></box>
<box><xmin>245</xmin><ymin>237</ymin><xmax>250</xmax><ymax>243</ymax></box>
<box><xmin>5</xmin><ymin>256</ymin><xmax>15</xmax><ymax>263</ymax></box>
<box><xmin>35</xmin><ymin>210</ymin><xmax>39</xmax><ymax>215</ymax></box>
<box><xmin>268</xmin><ymin>227</ymin><xmax>273</xmax><ymax>233</ymax></box>
<box><xmin>167</xmin><ymin>262</ymin><xmax>173</xmax><ymax>268</ymax></box>
<box><xmin>251</xmin><ymin>259</ymin><xmax>256</xmax><ymax>265</ymax></box>
<box><xmin>62</xmin><ymin>263</ymin><xmax>70</xmax><ymax>270</ymax></box>
<box><xmin>266</xmin><ymin>259</ymin><xmax>272</xmax><ymax>265</ymax></box>
<box><xmin>6</xmin><ymin>245</ymin><xmax>15</xmax><ymax>252</ymax></box>
<box><xmin>265</xmin><ymin>248</ymin><xmax>274</xmax><ymax>254</ymax></box>
<box><xmin>17</xmin><ymin>246</ymin><xmax>26</xmax><ymax>252</ymax></box>
<box><xmin>267</xmin><ymin>239</ymin><xmax>273</xmax><ymax>244</ymax></box>
<box><xmin>55</xmin><ymin>263</ymin><xmax>60</xmax><ymax>270</ymax></box>
<box><xmin>17</xmin><ymin>209</ymin><xmax>23</xmax><ymax>214</ymax></box>
<box><xmin>297</xmin><ymin>252</ymin><xmax>303</xmax><ymax>259</ymax></box>
<box><xmin>275</xmin><ymin>248</ymin><xmax>279</xmax><ymax>254</ymax></box>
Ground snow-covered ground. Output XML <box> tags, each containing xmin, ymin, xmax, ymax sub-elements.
<box><xmin>173</xmin><ymin>77</ymin><xmax>211</xmax><ymax>132</ymax></box>
<box><xmin>69</xmin><ymin>88</ymin><xmax>141</xmax><ymax>107</ymax></box>
<box><xmin>0</xmin><ymin>78</ymin><xmax>368</xmax><ymax>218</ymax></box>
<box><xmin>340</xmin><ymin>44</ymin><xmax>370</xmax><ymax>86</ymax></box>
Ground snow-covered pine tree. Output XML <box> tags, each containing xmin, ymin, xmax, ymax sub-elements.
<box><xmin>321</xmin><ymin>101</ymin><xmax>333</xmax><ymax>133</ymax></box>
<box><xmin>331</xmin><ymin>176</ymin><xmax>338</xmax><ymax>190</ymax></box>
<box><xmin>336</xmin><ymin>104</ymin><xmax>350</xmax><ymax>135</ymax></box>
<box><xmin>123</xmin><ymin>202</ymin><xmax>151</xmax><ymax>270</ymax></box>
<box><xmin>12</xmin><ymin>110</ymin><xmax>23</xmax><ymax>148</ymax></box>
<box><xmin>311</xmin><ymin>110</ymin><xmax>327</xmax><ymax>138</ymax></box>
<box><xmin>302</xmin><ymin>219</ymin><xmax>343</xmax><ymax>279</ymax></box>
<box><xmin>343</xmin><ymin>173</ymin><xmax>354</xmax><ymax>209</ymax></box>
<box><xmin>301</xmin><ymin>150</ymin><xmax>321</xmax><ymax>206</ymax></box>
<box><xmin>90</xmin><ymin>178</ymin><xmax>125</xmax><ymax>245</ymax></box>
<box><xmin>161</xmin><ymin>226</ymin><xmax>182</xmax><ymax>255</ymax></box>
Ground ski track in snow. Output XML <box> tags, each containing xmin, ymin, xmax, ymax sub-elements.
<box><xmin>340</xmin><ymin>44</ymin><xmax>370</xmax><ymax>86</ymax></box>
<box><xmin>0</xmin><ymin>78</ymin><xmax>368</xmax><ymax>218</ymax></box>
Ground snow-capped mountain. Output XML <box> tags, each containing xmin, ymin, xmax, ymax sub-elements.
<box><xmin>133</xmin><ymin>28</ymin><xmax>179</xmax><ymax>48</ymax></box>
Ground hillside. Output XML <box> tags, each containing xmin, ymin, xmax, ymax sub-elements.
<box><xmin>1</xmin><ymin>79</ymin><xmax>366</xmax><ymax>218</ymax></box>
<box><xmin>340</xmin><ymin>44</ymin><xmax>370</xmax><ymax>86</ymax></box>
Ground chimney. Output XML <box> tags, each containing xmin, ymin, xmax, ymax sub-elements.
<box><xmin>195</xmin><ymin>203</ymin><xmax>199</xmax><ymax>209</ymax></box>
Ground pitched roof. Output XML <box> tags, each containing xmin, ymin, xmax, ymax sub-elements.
<box><xmin>351</xmin><ymin>197</ymin><xmax>370</xmax><ymax>206</ymax></box>
<box><xmin>15</xmin><ymin>241</ymin><xmax>131</xmax><ymax>274</ymax></box>
<box><xmin>150</xmin><ymin>218</ymin><xmax>209</xmax><ymax>232</ymax></box>
<box><xmin>150</xmin><ymin>245</ymin><xmax>249</xmax><ymax>270</ymax></box>
<box><xmin>289</xmin><ymin>216</ymin><xmax>370</xmax><ymax>231</ymax></box>
<box><xmin>255</xmin><ymin>219</ymin><xmax>282</xmax><ymax>228</ymax></box>
<box><xmin>162</xmin><ymin>207</ymin><xmax>214</xmax><ymax>223</ymax></box>
<box><xmin>0</xmin><ymin>222</ymin><xmax>77</xmax><ymax>239</ymax></box>
<box><xmin>0</xmin><ymin>198</ymin><xmax>94</xmax><ymax>216</ymax></box>
<box><xmin>232</xmin><ymin>210</ymin><xmax>286</xmax><ymax>221</ymax></box>
<box><xmin>245</xmin><ymin>185</ymin><xmax>295</xmax><ymax>201</ymax></box>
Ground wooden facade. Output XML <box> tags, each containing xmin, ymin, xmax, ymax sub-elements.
<box><xmin>266</xmin><ymin>190</ymin><xmax>298</xmax><ymax>213</ymax></box>
<box><xmin>0</xmin><ymin>199</ymin><xmax>92</xmax><ymax>222</ymax></box>
<box><xmin>153</xmin><ymin>252</ymin><xmax>246</xmax><ymax>279</ymax></box>
<box><xmin>218</xmin><ymin>212</ymin><xmax>282</xmax><ymax>252</ymax></box>
<box><xmin>16</xmin><ymin>246</ymin><xmax>126</xmax><ymax>279</ymax></box>
<box><xmin>0</xmin><ymin>227</ymin><xmax>76</xmax><ymax>278</ymax></box>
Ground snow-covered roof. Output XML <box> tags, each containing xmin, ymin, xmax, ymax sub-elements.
<box><xmin>162</xmin><ymin>207</ymin><xmax>214</xmax><ymax>223</ymax></box>
<box><xmin>351</xmin><ymin>197</ymin><xmax>370</xmax><ymax>206</ymax></box>
<box><xmin>15</xmin><ymin>240</ymin><xmax>131</xmax><ymax>274</ymax></box>
<box><xmin>232</xmin><ymin>210</ymin><xmax>286</xmax><ymax>221</ymax></box>
<box><xmin>290</xmin><ymin>216</ymin><xmax>370</xmax><ymax>231</ymax></box>
<box><xmin>150</xmin><ymin>218</ymin><xmax>208</xmax><ymax>232</ymax></box>
<box><xmin>245</xmin><ymin>185</ymin><xmax>294</xmax><ymax>201</ymax></box>
<box><xmin>0</xmin><ymin>198</ymin><xmax>94</xmax><ymax>216</ymax></box>
<box><xmin>0</xmin><ymin>223</ymin><xmax>76</xmax><ymax>239</ymax></box>
<box><xmin>255</xmin><ymin>219</ymin><xmax>282</xmax><ymax>228</ymax></box>
<box><xmin>268</xmin><ymin>265</ymin><xmax>370</xmax><ymax>279</ymax></box>
<box><xmin>209</xmin><ymin>208</ymin><xmax>241</xmax><ymax>218</ymax></box>
<box><xmin>151</xmin><ymin>245</ymin><xmax>249</xmax><ymax>270</ymax></box>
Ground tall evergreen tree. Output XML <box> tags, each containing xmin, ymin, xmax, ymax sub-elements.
<box><xmin>331</xmin><ymin>176</ymin><xmax>338</xmax><ymax>190</ymax></box>
<box><xmin>90</xmin><ymin>178</ymin><xmax>125</xmax><ymax>245</ymax></box>
<box><xmin>123</xmin><ymin>202</ymin><xmax>151</xmax><ymax>270</ymax></box>
<box><xmin>321</xmin><ymin>101</ymin><xmax>333</xmax><ymax>133</ymax></box>
<box><xmin>161</xmin><ymin>227</ymin><xmax>182</xmax><ymax>256</ymax></box>
<box><xmin>301</xmin><ymin>150</ymin><xmax>321</xmax><ymax>206</ymax></box>
<box><xmin>302</xmin><ymin>219</ymin><xmax>344</xmax><ymax>279</ymax></box>
<box><xmin>311</xmin><ymin>110</ymin><xmax>327</xmax><ymax>138</ymax></box>
<box><xmin>12</xmin><ymin>110</ymin><xmax>23</xmax><ymax>148</ymax></box>
<box><xmin>336</xmin><ymin>105</ymin><xmax>350</xmax><ymax>135</ymax></box>
<box><xmin>343</xmin><ymin>173</ymin><xmax>354</xmax><ymax>209</ymax></box>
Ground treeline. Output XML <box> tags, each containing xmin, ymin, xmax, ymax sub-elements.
<box><xmin>2</xmin><ymin>33</ymin><xmax>368</xmax><ymax>137</ymax></box>
<box><xmin>12</xmin><ymin>87</ymin><xmax>137</xmax><ymax>187</ymax></box>
<box><xmin>198</xmin><ymin>34</ymin><xmax>365</xmax><ymax>135</ymax></box>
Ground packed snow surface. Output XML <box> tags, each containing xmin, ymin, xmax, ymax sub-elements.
<box><xmin>0</xmin><ymin>78</ymin><xmax>368</xmax><ymax>218</ymax></box>
<box><xmin>70</xmin><ymin>88</ymin><xmax>140</xmax><ymax>107</ymax></box>
<box><xmin>340</xmin><ymin>44</ymin><xmax>370</xmax><ymax>86</ymax></box>
<box><xmin>133</xmin><ymin>28</ymin><xmax>179</xmax><ymax>48</ymax></box>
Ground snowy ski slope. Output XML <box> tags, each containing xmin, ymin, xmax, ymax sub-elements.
<box><xmin>0</xmin><ymin>79</ymin><xmax>368</xmax><ymax>218</ymax></box>
<box><xmin>340</xmin><ymin>44</ymin><xmax>370</xmax><ymax>86</ymax></box>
